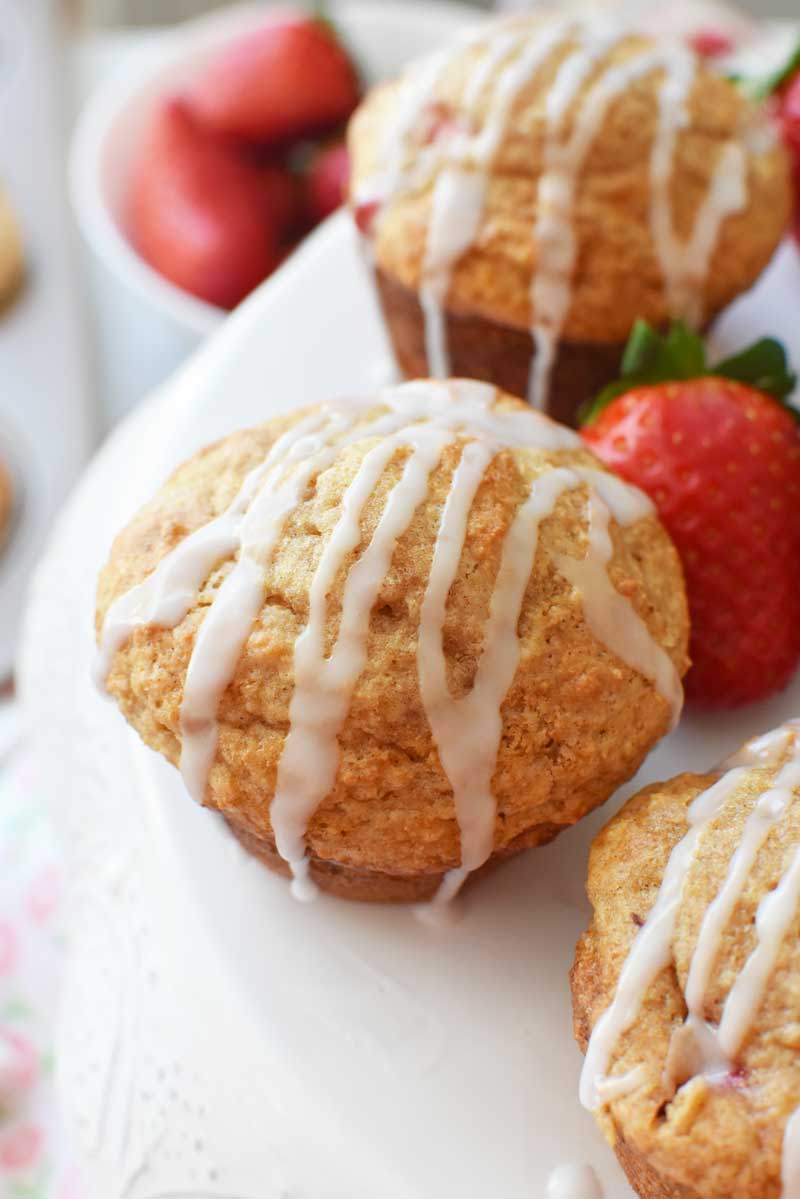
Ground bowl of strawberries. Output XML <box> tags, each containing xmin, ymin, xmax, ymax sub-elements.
<box><xmin>70</xmin><ymin>1</ymin><xmax>477</xmax><ymax>387</ymax></box>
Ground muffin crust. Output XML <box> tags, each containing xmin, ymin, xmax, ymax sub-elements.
<box><xmin>97</xmin><ymin>383</ymin><xmax>689</xmax><ymax>900</ymax></box>
<box><xmin>350</xmin><ymin>19</ymin><xmax>788</xmax><ymax>342</ymax></box>
<box><xmin>573</xmin><ymin>726</ymin><xmax>800</xmax><ymax>1198</ymax></box>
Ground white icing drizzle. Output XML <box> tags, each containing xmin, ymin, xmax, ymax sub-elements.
<box><xmin>579</xmin><ymin>765</ymin><xmax>749</xmax><ymax>1109</ymax></box>
<box><xmin>420</xmin><ymin>463</ymin><xmax>581</xmax><ymax>906</ymax></box>
<box><xmin>270</xmin><ymin>424</ymin><xmax>452</xmax><ymax>900</ymax></box>
<box><xmin>719</xmin><ymin>841</ymin><xmax>800</xmax><ymax>1060</ymax></box>
<box><xmin>94</xmin><ymin>409</ymin><xmax>336</xmax><ymax>687</ymax></box>
<box><xmin>683</xmin><ymin>757</ymin><xmax>800</xmax><ymax>1020</ymax></box>
<box><xmin>648</xmin><ymin>50</ymin><xmax>748</xmax><ymax>324</ymax></box>
<box><xmin>724</xmin><ymin>724</ymin><xmax>796</xmax><ymax>770</ymax></box>
<box><xmin>581</xmin><ymin>721</ymin><xmax>800</xmax><ymax>1199</ymax></box>
<box><xmin>555</xmin><ymin>492</ymin><xmax>682</xmax><ymax>722</ymax></box>
<box><xmin>98</xmin><ymin>380</ymin><xmax>681</xmax><ymax>905</ymax></box>
<box><xmin>420</xmin><ymin>23</ymin><xmax>569</xmax><ymax>379</ymax></box>
<box><xmin>361</xmin><ymin>16</ymin><xmax>751</xmax><ymax>410</ymax></box>
<box><xmin>528</xmin><ymin>20</ymin><xmax>623</xmax><ymax>408</ymax></box>
<box><xmin>421</xmin><ymin>168</ymin><xmax>486</xmax><ymax>378</ymax></box>
<box><xmin>546</xmin><ymin>1163</ymin><xmax>604</xmax><ymax>1199</ymax></box>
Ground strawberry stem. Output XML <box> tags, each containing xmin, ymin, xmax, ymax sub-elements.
<box><xmin>580</xmin><ymin>321</ymin><xmax>797</xmax><ymax>425</ymax></box>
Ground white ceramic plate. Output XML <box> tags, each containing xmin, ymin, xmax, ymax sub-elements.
<box><xmin>19</xmin><ymin>211</ymin><xmax>800</xmax><ymax>1199</ymax></box>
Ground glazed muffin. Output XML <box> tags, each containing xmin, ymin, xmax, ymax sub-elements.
<box><xmin>348</xmin><ymin>13</ymin><xmax>790</xmax><ymax>425</ymax></box>
<box><xmin>0</xmin><ymin>186</ymin><xmax>23</xmax><ymax>310</ymax></box>
<box><xmin>573</xmin><ymin>721</ymin><xmax>800</xmax><ymax>1199</ymax></box>
<box><xmin>96</xmin><ymin>379</ymin><xmax>688</xmax><ymax>903</ymax></box>
<box><xmin>0</xmin><ymin>455</ymin><xmax>13</xmax><ymax>552</ymax></box>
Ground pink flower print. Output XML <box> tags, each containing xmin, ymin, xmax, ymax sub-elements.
<box><xmin>0</xmin><ymin>920</ymin><xmax>18</xmax><ymax>977</ymax></box>
<box><xmin>27</xmin><ymin>865</ymin><xmax>61</xmax><ymax>923</ymax></box>
<box><xmin>0</xmin><ymin>1028</ymin><xmax>38</xmax><ymax>1095</ymax></box>
<box><xmin>0</xmin><ymin>1123</ymin><xmax>42</xmax><ymax>1172</ymax></box>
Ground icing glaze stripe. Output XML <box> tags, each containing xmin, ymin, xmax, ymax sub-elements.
<box><xmin>270</xmin><ymin>425</ymin><xmax>453</xmax><ymax>900</ymax></box>
<box><xmin>420</xmin><ymin>463</ymin><xmax>582</xmax><ymax>906</ymax></box>
<box><xmin>579</xmin><ymin>765</ymin><xmax>750</xmax><ymax>1109</ymax></box>
<box><xmin>556</xmin><ymin>492</ymin><xmax>682</xmax><ymax>720</ymax></box>
<box><xmin>421</xmin><ymin>23</ymin><xmax>570</xmax><ymax>379</ymax></box>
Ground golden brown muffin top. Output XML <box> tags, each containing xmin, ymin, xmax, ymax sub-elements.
<box><xmin>97</xmin><ymin>380</ymin><xmax>688</xmax><ymax>893</ymax></box>
<box><xmin>0</xmin><ymin>186</ymin><xmax>23</xmax><ymax>310</ymax></box>
<box><xmin>574</xmin><ymin>722</ymin><xmax>800</xmax><ymax>1199</ymax></box>
<box><xmin>348</xmin><ymin>12</ymin><xmax>789</xmax><ymax>344</ymax></box>
<box><xmin>0</xmin><ymin>456</ymin><xmax>13</xmax><ymax>550</ymax></box>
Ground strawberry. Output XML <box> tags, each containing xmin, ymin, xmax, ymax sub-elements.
<box><xmin>581</xmin><ymin>321</ymin><xmax>800</xmax><ymax>708</ymax></box>
<box><xmin>689</xmin><ymin>28</ymin><xmax>734</xmax><ymax>58</ymax></box>
<box><xmin>305</xmin><ymin>141</ymin><xmax>350</xmax><ymax>225</ymax></box>
<box><xmin>129</xmin><ymin>99</ymin><xmax>279</xmax><ymax>309</ymax></box>
<box><xmin>186</xmin><ymin>15</ymin><xmax>360</xmax><ymax>146</ymax></box>
<box><xmin>780</xmin><ymin>70</ymin><xmax>800</xmax><ymax>151</ymax></box>
<box><xmin>257</xmin><ymin>161</ymin><xmax>302</xmax><ymax>241</ymax></box>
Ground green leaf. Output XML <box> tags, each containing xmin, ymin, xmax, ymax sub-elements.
<box><xmin>715</xmin><ymin>337</ymin><xmax>798</xmax><ymax>403</ymax></box>
<box><xmin>664</xmin><ymin>320</ymin><xmax>707</xmax><ymax>378</ymax></box>
<box><xmin>580</xmin><ymin>321</ymin><xmax>798</xmax><ymax>426</ymax></box>
<box><xmin>618</xmin><ymin>319</ymin><xmax>665</xmax><ymax>376</ymax></box>
<box><xmin>580</xmin><ymin>320</ymin><xmax>708</xmax><ymax>425</ymax></box>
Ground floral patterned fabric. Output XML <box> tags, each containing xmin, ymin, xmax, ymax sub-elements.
<box><xmin>0</xmin><ymin>750</ymin><xmax>80</xmax><ymax>1199</ymax></box>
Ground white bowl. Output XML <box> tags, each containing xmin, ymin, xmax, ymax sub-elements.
<box><xmin>69</xmin><ymin>1</ymin><xmax>479</xmax><ymax>418</ymax></box>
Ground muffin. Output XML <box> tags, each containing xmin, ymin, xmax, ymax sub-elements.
<box><xmin>348</xmin><ymin>13</ymin><xmax>790</xmax><ymax>425</ymax></box>
<box><xmin>0</xmin><ymin>455</ymin><xmax>13</xmax><ymax>552</ymax></box>
<box><xmin>0</xmin><ymin>185</ymin><xmax>23</xmax><ymax>311</ymax></box>
<box><xmin>573</xmin><ymin>721</ymin><xmax>800</xmax><ymax>1199</ymax></box>
<box><xmin>96</xmin><ymin>379</ymin><xmax>689</xmax><ymax>903</ymax></box>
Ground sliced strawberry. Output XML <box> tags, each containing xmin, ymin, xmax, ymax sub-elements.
<box><xmin>690</xmin><ymin>28</ymin><xmax>734</xmax><ymax>58</ymax></box>
<box><xmin>581</xmin><ymin>322</ymin><xmax>800</xmax><ymax>708</ymax></box>
<box><xmin>305</xmin><ymin>141</ymin><xmax>350</xmax><ymax>225</ymax></box>
<box><xmin>258</xmin><ymin>161</ymin><xmax>302</xmax><ymax>241</ymax></box>
<box><xmin>186</xmin><ymin>16</ymin><xmax>360</xmax><ymax>146</ymax></box>
<box><xmin>353</xmin><ymin>198</ymin><xmax>380</xmax><ymax>237</ymax></box>
<box><xmin>129</xmin><ymin>99</ymin><xmax>280</xmax><ymax>309</ymax></box>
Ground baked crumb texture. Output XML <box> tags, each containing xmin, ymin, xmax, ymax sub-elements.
<box><xmin>349</xmin><ymin>15</ymin><xmax>789</xmax><ymax>418</ymax></box>
<box><xmin>97</xmin><ymin>385</ymin><xmax>688</xmax><ymax>900</ymax></box>
<box><xmin>573</xmin><ymin>724</ymin><xmax>800</xmax><ymax>1199</ymax></box>
<box><xmin>0</xmin><ymin>186</ymin><xmax>24</xmax><ymax>311</ymax></box>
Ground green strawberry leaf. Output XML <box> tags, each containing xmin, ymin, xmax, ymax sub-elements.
<box><xmin>580</xmin><ymin>320</ymin><xmax>708</xmax><ymax>423</ymax></box>
<box><xmin>580</xmin><ymin>321</ymin><xmax>798</xmax><ymax>425</ymax></box>
<box><xmin>714</xmin><ymin>338</ymin><xmax>797</xmax><ymax>401</ymax></box>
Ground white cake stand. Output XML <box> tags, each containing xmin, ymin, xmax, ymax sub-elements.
<box><xmin>19</xmin><ymin>201</ymin><xmax>800</xmax><ymax>1198</ymax></box>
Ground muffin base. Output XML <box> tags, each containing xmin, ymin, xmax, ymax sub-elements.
<box><xmin>225</xmin><ymin>815</ymin><xmax>569</xmax><ymax>903</ymax></box>
<box><xmin>613</xmin><ymin>1131</ymin><xmax>700</xmax><ymax>1199</ymax></box>
<box><xmin>0</xmin><ymin>457</ymin><xmax>13</xmax><ymax>553</ymax></box>
<box><xmin>374</xmin><ymin>267</ymin><xmax>627</xmax><ymax>428</ymax></box>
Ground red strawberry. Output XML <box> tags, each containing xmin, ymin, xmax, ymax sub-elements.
<box><xmin>186</xmin><ymin>16</ymin><xmax>360</xmax><ymax>146</ymax></box>
<box><xmin>780</xmin><ymin>70</ymin><xmax>800</xmax><ymax>151</ymax></box>
<box><xmin>129</xmin><ymin>99</ymin><xmax>279</xmax><ymax>309</ymax></box>
<box><xmin>258</xmin><ymin>161</ymin><xmax>302</xmax><ymax>240</ymax></box>
<box><xmin>581</xmin><ymin>321</ymin><xmax>800</xmax><ymax>708</ymax></box>
<box><xmin>689</xmin><ymin>28</ymin><xmax>734</xmax><ymax>58</ymax></box>
<box><xmin>305</xmin><ymin>141</ymin><xmax>350</xmax><ymax>225</ymax></box>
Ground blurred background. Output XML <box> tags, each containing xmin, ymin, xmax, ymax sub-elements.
<box><xmin>83</xmin><ymin>0</ymin><xmax>798</xmax><ymax>22</ymax></box>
